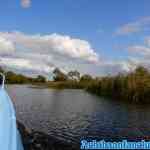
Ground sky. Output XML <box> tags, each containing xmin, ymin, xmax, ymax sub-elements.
<box><xmin>0</xmin><ymin>0</ymin><xmax>150</xmax><ymax>77</ymax></box>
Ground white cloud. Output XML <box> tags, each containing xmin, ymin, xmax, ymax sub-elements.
<box><xmin>0</xmin><ymin>57</ymin><xmax>54</xmax><ymax>76</ymax></box>
<box><xmin>0</xmin><ymin>31</ymin><xmax>143</xmax><ymax>77</ymax></box>
<box><xmin>116</xmin><ymin>16</ymin><xmax>150</xmax><ymax>35</ymax></box>
<box><xmin>0</xmin><ymin>37</ymin><xmax>15</xmax><ymax>55</ymax></box>
<box><xmin>145</xmin><ymin>36</ymin><xmax>150</xmax><ymax>47</ymax></box>
<box><xmin>0</xmin><ymin>31</ymin><xmax>101</xmax><ymax>77</ymax></box>
<box><xmin>114</xmin><ymin>17</ymin><xmax>150</xmax><ymax>73</ymax></box>
<box><xmin>128</xmin><ymin>45</ymin><xmax>150</xmax><ymax>56</ymax></box>
<box><xmin>127</xmin><ymin>36</ymin><xmax>150</xmax><ymax>57</ymax></box>
<box><xmin>96</xmin><ymin>60</ymin><xmax>136</xmax><ymax>75</ymax></box>
<box><xmin>125</xmin><ymin>36</ymin><xmax>150</xmax><ymax>72</ymax></box>
<box><xmin>0</xmin><ymin>32</ymin><xmax>99</xmax><ymax>63</ymax></box>
<box><xmin>116</xmin><ymin>24</ymin><xmax>140</xmax><ymax>35</ymax></box>
<box><xmin>21</xmin><ymin>0</ymin><xmax>31</xmax><ymax>8</ymax></box>
<box><xmin>127</xmin><ymin>57</ymin><xmax>150</xmax><ymax>70</ymax></box>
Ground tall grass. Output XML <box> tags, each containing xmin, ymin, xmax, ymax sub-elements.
<box><xmin>86</xmin><ymin>66</ymin><xmax>150</xmax><ymax>103</ymax></box>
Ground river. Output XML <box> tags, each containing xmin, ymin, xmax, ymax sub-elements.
<box><xmin>6</xmin><ymin>85</ymin><xmax>150</xmax><ymax>144</ymax></box>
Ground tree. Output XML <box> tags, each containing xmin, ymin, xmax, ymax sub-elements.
<box><xmin>36</xmin><ymin>75</ymin><xmax>46</xmax><ymax>83</ymax></box>
<box><xmin>67</xmin><ymin>70</ymin><xmax>80</xmax><ymax>81</ymax></box>
<box><xmin>135</xmin><ymin>66</ymin><xmax>149</xmax><ymax>76</ymax></box>
<box><xmin>80</xmin><ymin>74</ymin><xmax>92</xmax><ymax>82</ymax></box>
<box><xmin>0</xmin><ymin>66</ymin><xmax>4</xmax><ymax>73</ymax></box>
<box><xmin>53</xmin><ymin>68</ymin><xmax>68</xmax><ymax>81</ymax></box>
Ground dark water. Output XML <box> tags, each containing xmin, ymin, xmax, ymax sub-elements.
<box><xmin>6</xmin><ymin>85</ymin><xmax>150</xmax><ymax>143</ymax></box>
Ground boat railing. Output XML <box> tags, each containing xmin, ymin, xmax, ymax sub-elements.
<box><xmin>0</xmin><ymin>73</ymin><xmax>5</xmax><ymax>89</ymax></box>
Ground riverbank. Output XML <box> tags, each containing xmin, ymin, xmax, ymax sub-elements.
<box><xmin>6</xmin><ymin>66</ymin><xmax>150</xmax><ymax>104</ymax></box>
<box><xmin>17</xmin><ymin>121</ymin><xmax>78</xmax><ymax>150</ymax></box>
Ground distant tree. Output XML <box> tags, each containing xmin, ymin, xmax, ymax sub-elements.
<box><xmin>80</xmin><ymin>74</ymin><xmax>92</xmax><ymax>82</ymax></box>
<box><xmin>134</xmin><ymin>66</ymin><xmax>149</xmax><ymax>76</ymax></box>
<box><xmin>36</xmin><ymin>75</ymin><xmax>46</xmax><ymax>83</ymax></box>
<box><xmin>53</xmin><ymin>68</ymin><xmax>68</xmax><ymax>81</ymax></box>
<box><xmin>53</xmin><ymin>68</ymin><xmax>61</xmax><ymax>75</ymax></box>
<box><xmin>0</xmin><ymin>68</ymin><xmax>47</xmax><ymax>84</ymax></box>
<box><xmin>0</xmin><ymin>66</ymin><xmax>4</xmax><ymax>73</ymax></box>
<box><xmin>68</xmin><ymin>70</ymin><xmax>80</xmax><ymax>81</ymax></box>
<box><xmin>5</xmin><ymin>71</ymin><xmax>16</xmax><ymax>83</ymax></box>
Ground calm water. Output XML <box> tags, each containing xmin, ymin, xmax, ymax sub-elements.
<box><xmin>6</xmin><ymin>85</ymin><xmax>150</xmax><ymax>144</ymax></box>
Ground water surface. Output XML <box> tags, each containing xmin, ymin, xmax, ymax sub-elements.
<box><xmin>6</xmin><ymin>85</ymin><xmax>150</xmax><ymax>143</ymax></box>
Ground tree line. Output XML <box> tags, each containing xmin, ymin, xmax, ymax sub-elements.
<box><xmin>53</xmin><ymin>68</ymin><xmax>92</xmax><ymax>82</ymax></box>
<box><xmin>0</xmin><ymin>67</ymin><xmax>46</xmax><ymax>84</ymax></box>
<box><xmin>51</xmin><ymin>68</ymin><xmax>93</xmax><ymax>89</ymax></box>
<box><xmin>53</xmin><ymin>67</ymin><xmax>150</xmax><ymax>103</ymax></box>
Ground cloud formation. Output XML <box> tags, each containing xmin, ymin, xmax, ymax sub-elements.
<box><xmin>128</xmin><ymin>36</ymin><xmax>150</xmax><ymax>57</ymax></box>
<box><xmin>0</xmin><ymin>31</ymin><xmax>144</xmax><ymax>78</ymax></box>
<box><xmin>116</xmin><ymin>16</ymin><xmax>150</xmax><ymax>35</ymax></box>
<box><xmin>0</xmin><ymin>32</ymin><xmax>99</xmax><ymax>63</ymax></box>
<box><xmin>0</xmin><ymin>32</ymin><xmax>101</xmax><ymax>77</ymax></box>
<box><xmin>21</xmin><ymin>0</ymin><xmax>31</xmax><ymax>8</ymax></box>
<box><xmin>128</xmin><ymin>45</ymin><xmax>150</xmax><ymax>56</ymax></box>
<box><xmin>126</xmin><ymin>36</ymin><xmax>150</xmax><ymax>71</ymax></box>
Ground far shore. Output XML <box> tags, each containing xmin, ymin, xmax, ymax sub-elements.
<box><xmin>4</xmin><ymin>66</ymin><xmax>150</xmax><ymax>104</ymax></box>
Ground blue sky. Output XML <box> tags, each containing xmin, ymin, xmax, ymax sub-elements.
<box><xmin>0</xmin><ymin>0</ymin><xmax>150</xmax><ymax>77</ymax></box>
